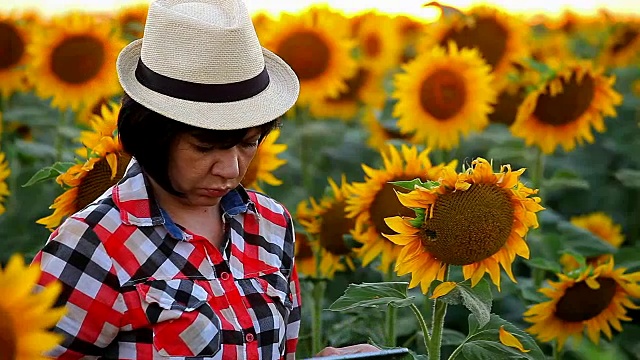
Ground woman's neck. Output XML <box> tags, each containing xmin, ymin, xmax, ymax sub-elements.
<box><xmin>148</xmin><ymin>177</ymin><xmax>224</xmax><ymax>246</ymax></box>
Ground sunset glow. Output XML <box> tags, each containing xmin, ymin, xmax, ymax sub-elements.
<box><xmin>0</xmin><ymin>0</ymin><xmax>638</xmax><ymax>20</ymax></box>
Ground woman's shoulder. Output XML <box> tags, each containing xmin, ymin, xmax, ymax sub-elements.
<box><xmin>245</xmin><ymin>189</ymin><xmax>292</xmax><ymax>220</ymax></box>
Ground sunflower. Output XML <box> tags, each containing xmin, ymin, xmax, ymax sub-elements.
<box><xmin>261</xmin><ymin>6</ymin><xmax>357</xmax><ymax>106</ymax></box>
<box><xmin>298</xmin><ymin>176</ymin><xmax>357</xmax><ymax>278</ymax></box>
<box><xmin>530</xmin><ymin>32</ymin><xmax>574</xmax><ymax>70</ymax></box>
<box><xmin>511</xmin><ymin>62</ymin><xmax>622</xmax><ymax>154</ymax></box>
<box><xmin>393</xmin><ymin>15</ymin><xmax>428</xmax><ymax>64</ymax></box>
<box><xmin>599</xmin><ymin>21</ymin><xmax>640</xmax><ymax>68</ymax></box>
<box><xmin>383</xmin><ymin>157</ymin><xmax>544</xmax><ymax>293</ymax></box>
<box><xmin>76</xmin><ymin>96</ymin><xmax>113</xmax><ymax>127</ymax></box>
<box><xmin>0</xmin><ymin>151</ymin><xmax>10</xmax><ymax>216</ymax></box>
<box><xmin>353</xmin><ymin>12</ymin><xmax>404</xmax><ymax>75</ymax></box>
<box><xmin>362</xmin><ymin>109</ymin><xmax>419</xmax><ymax>152</ymax></box>
<box><xmin>309</xmin><ymin>67</ymin><xmax>386</xmax><ymax>120</ymax></box>
<box><xmin>0</xmin><ymin>254</ymin><xmax>67</xmax><ymax>359</ymax></box>
<box><xmin>489</xmin><ymin>84</ymin><xmax>527</xmax><ymax>126</ymax></box>
<box><xmin>294</xmin><ymin>231</ymin><xmax>318</xmax><ymax>278</ymax></box>
<box><xmin>115</xmin><ymin>3</ymin><xmax>149</xmax><ymax>40</ymax></box>
<box><xmin>0</xmin><ymin>12</ymin><xmax>32</xmax><ymax>97</ymax></box>
<box><xmin>393</xmin><ymin>42</ymin><xmax>497</xmax><ymax>150</ymax></box>
<box><xmin>346</xmin><ymin>144</ymin><xmax>457</xmax><ymax>273</ymax></box>
<box><xmin>524</xmin><ymin>260</ymin><xmax>640</xmax><ymax>349</ymax></box>
<box><xmin>560</xmin><ymin>212</ymin><xmax>625</xmax><ymax>271</ymax></box>
<box><xmin>241</xmin><ymin>129</ymin><xmax>287</xmax><ymax>193</ymax></box>
<box><xmin>38</xmin><ymin>103</ymin><xmax>131</xmax><ymax>230</ymax></box>
<box><xmin>420</xmin><ymin>6</ymin><xmax>529</xmax><ymax>89</ymax></box>
<box><xmin>27</xmin><ymin>12</ymin><xmax>126</xmax><ymax>111</ymax></box>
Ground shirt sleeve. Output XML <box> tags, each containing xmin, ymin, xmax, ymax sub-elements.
<box><xmin>32</xmin><ymin>216</ymin><xmax>125</xmax><ymax>359</ymax></box>
<box><xmin>285</xmin><ymin>264</ymin><xmax>302</xmax><ymax>360</ymax></box>
<box><xmin>282</xmin><ymin>209</ymin><xmax>301</xmax><ymax>360</ymax></box>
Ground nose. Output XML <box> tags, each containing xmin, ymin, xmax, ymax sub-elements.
<box><xmin>211</xmin><ymin>147</ymin><xmax>240</xmax><ymax>180</ymax></box>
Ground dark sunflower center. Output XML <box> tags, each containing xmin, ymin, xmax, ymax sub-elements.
<box><xmin>611</xmin><ymin>28</ymin><xmax>640</xmax><ymax>54</ymax></box>
<box><xmin>51</xmin><ymin>35</ymin><xmax>106</xmax><ymax>84</ymax></box>
<box><xmin>419</xmin><ymin>69</ymin><xmax>467</xmax><ymax>120</ymax></box>
<box><xmin>276</xmin><ymin>31</ymin><xmax>330</xmax><ymax>81</ymax></box>
<box><xmin>0</xmin><ymin>306</ymin><xmax>16</xmax><ymax>360</ymax></box>
<box><xmin>76</xmin><ymin>153</ymin><xmax>131</xmax><ymax>211</ymax></box>
<box><xmin>420</xmin><ymin>184</ymin><xmax>514</xmax><ymax>265</ymax></box>
<box><xmin>0</xmin><ymin>21</ymin><xmax>25</xmax><ymax>70</ymax></box>
<box><xmin>440</xmin><ymin>16</ymin><xmax>508</xmax><ymax>70</ymax></box>
<box><xmin>327</xmin><ymin>68</ymin><xmax>368</xmax><ymax>103</ymax></box>
<box><xmin>363</xmin><ymin>33</ymin><xmax>381</xmax><ymax>57</ymax></box>
<box><xmin>318</xmin><ymin>200</ymin><xmax>354</xmax><ymax>255</ymax></box>
<box><xmin>382</xmin><ymin>126</ymin><xmax>414</xmax><ymax>140</ymax></box>
<box><xmin>489</xmin><ymin>88</ymin><xmax>526</xmax><ymax>126</ymax></box>
<box><xmin>533</xmin><ymin>72</ymin><xmax>595</xmax><ymax>126</ymax></box>
<box><xmin>295</xmin><ymin>232</ymin><xmax>314</xmax><ymax>259</ymax></box>
<box><xmin>555</xmin><ymin>278</ymin><xmax>617</xmax><ymax>322</ymax></box>
<box><xmin>370</xmin><ymin>181</ymin><xmax>421</xmax><ymax>235</ymax></box>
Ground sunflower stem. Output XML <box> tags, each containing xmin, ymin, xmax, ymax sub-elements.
<box><xmin>384</xmin><ymin>268</ymin><xmax>397</xmax><ymax>347</ymax></box>
<box><xmin>297</xmin><ymin>106</ymin><xmax>314</xmax><ymax>194</ymax></box>
<box><xmin>428</xmin><ymin>267</ymin><xmax>450</xmax><ymax>360</ymax></box>
<box><xmin>553</xmin><ymin>340</ymin><xmax>562</xmax><ymax>360</ymax></box>
<box><xmin>531</xmin><ymin>146</ymin><xmax>545</xmax><ymax>193</ymax></box>
<box><xmin>531</xmin><ymin>147</ymin><xmax>546</xmax><ymax>287</ymax></box>
<box><xmin>311</xmin><ymin>279</ymin><xmax>326</xmax><ymax>356</ymax></box>
<box><xmin>55</xmin><ymin>110</ymin><xmax>68</xmax><ymax>163</ymax></box>
<box><xmin>409</xmin><ymin>303</ymin><xmax>431</xmax><ymax>356</ymax></box>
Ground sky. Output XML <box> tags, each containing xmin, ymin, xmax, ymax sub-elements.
<box><xmin>0</xmin><ymin>0</ymin><xmax>638</xmax><ymax>19</ymax></box>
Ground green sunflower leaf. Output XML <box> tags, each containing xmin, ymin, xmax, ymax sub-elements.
<box><xmin>526</xmin><ymin>257</ymin><xmax>562</xmax><ymax>274</ymax></box>
<box><xmin>408</xmin><ymin>208</ymin><xmax>426</xmax><ymax>228</ymax></box>
<box><xmin>328</xmin><ymin>282</ymin><xmax>415</xmax><ymax>311</ymax></box>
<box><xmin>22</xmin><ymin>162</ymin><xmax>76</xmax><ymax>188</ymax></box>
<box><xmin>449</xmin><ymin>314</ymin><xmax>545</xmax><ymax>360</ymax></box>
<box><xmin>615</xmin><ymin>169</ymin><xmax>640</xmax><ymax>188</ymax></box>
<box><xmin>438</xmin><ymin>279</ymin><xmax>492</xmax><ymax>328</ymax></box>
<box><xmin>388</xmin><ymin>179</ymin><xmax>439</xmax><ymax>191</ymax></box>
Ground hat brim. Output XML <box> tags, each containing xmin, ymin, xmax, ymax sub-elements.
<box><xmin>116</xmin><ymin>39</ymin><xmax>300</xmax><ymax>130</ymax></box>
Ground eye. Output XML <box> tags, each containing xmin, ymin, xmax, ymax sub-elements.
<box><xmin>240</xmin><ymin>141</ymin><xmax>259</xmax><ymax>149</ymax></box>
<box><xmin>193</xmin><ymin>144</ymin><xmax>215</xmax><ymax>152</ymax></box>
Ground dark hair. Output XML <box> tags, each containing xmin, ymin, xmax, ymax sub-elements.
<box><xmin>117</xmin><ymin>92</ymin><xmax>280</xmax><ymax>196</ymax></box>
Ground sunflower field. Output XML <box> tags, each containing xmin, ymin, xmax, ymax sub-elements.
<box><xmin>1</xmin><ymin>2</ymin><xmax>640</xmax><ymax>359</ymax></box>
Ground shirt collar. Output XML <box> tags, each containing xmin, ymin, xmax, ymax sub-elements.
<box><xmin>113</xmin><ymin>157</ymin><xmax>256</xmax><ymax>241</ymax></box>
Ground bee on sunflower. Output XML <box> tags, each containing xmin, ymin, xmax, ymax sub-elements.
<box><xmin>511</xmin><ymin>61</ymin><xmax>622</xmax><ymax>154</ymax></box>
<box><xmin>346</xmin><ymin>144</ymin><xmax>456</xmax><ymax>273</ymax></box>
<box><xmin>383</xmin><ymin>157</ymin><xmax>544</xmax><ymax>293</ymax></box>
<box><xmin>0</xmin><ymin>254</ymin><xmax>67</xmax><ymax>359</ymax></box>
<box><xmin>524</xmin><ymin>259</ymin><xmax>640</xmax><ymax>350</ymax></box>
<box><xmin>393</xmin><ymin>42</ymin><xmax>497</xmax><ymax>150</ymax></box>
<box><xmin>37</xmin><ymin>103</ymin><xmax>131</xmax><ymax>230</ymax></box>
<box><xmin>297</xmin><ymin>176</ymin><xmax>357</xmax><ymax>279</ymax></box>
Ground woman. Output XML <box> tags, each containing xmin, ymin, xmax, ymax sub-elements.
<box><xmin>33</xmin><ymin>0</ymin><xmax>377</xmax><ymax>358</ymax></box>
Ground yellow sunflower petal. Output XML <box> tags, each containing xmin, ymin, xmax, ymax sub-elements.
<box><xmin>431</xmin><ymin>281</ymin><xmax>457</xmax><ymax>299</ymax></box>
<box><xmin>499</xmin><ymin>326</ymin><xmax>530</xmax><ymax>353</ymax></box>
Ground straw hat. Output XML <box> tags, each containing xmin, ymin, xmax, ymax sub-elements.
<box><xmin>116</xmin><ymin>0</ymin><xmax>299</xmax><ymax>130</ymax></box>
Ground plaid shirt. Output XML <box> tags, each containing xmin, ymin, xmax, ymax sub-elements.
<box><xmin>33</xmin><ymin>159</ymin><xmax>301</xmax><ymax>359</ymax></box>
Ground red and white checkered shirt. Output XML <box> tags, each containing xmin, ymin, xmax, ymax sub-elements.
<box><xmin>33</xmin><ymin>159</ymin><xmax>301</xmax><ymax>359</ymax></box>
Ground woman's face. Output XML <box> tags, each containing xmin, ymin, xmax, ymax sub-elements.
<box><xmin>167</xmin><ymin>127</ymin><xmax>262</xmax><ymax>207</ymax></box>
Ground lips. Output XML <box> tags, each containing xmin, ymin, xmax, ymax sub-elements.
<box><xmin>201</xmin><ymin>188</ymin><xmax>231</xmax><ymax>197</ymax></box>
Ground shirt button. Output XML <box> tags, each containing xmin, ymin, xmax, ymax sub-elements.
<box><xmin>220</xmin><ymin>272</ymin><xmax>230</xmax><ymax>280</ymax></box>
<box><xmin>245</xmin><ymin>333</ymin><xmax>254</xmax><ymax>343</ymax></box>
